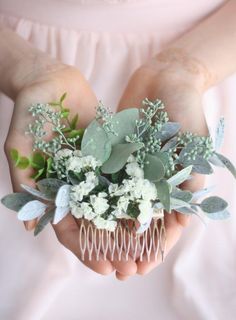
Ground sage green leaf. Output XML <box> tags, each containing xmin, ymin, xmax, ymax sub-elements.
<box><xmin>1</xmin><ymin>193</ymin><xmax>35</xmax><ymax>211</ymax></box>
<box><xmin>37</xmin><ymin>178</ymin><xmax>66</xmax><ymax>199</ymax></box>
<box><xmin>208</xmin><ymin>153</ymin><xmax>225</xmax><ymax>167</ymax></box>
<box><xmin>161</xmin><ymin>136</ymin><xmax>178</xmax><ymax>152</ymax></box>
<box><xmin>34</xmin><ymin>209</ymin><xmax>55</xmax><ymax>236</ymax></box>
<box><xmin>192</xmin><ymin>185</ymin><xmax>215</xmax><ymax>201</ymax></box>
<box><xmin>108</xmin><ymin>108</ymin><xmax>139</xmax><ymax>145</ymax></box>
<box><xmin>101</xmin><ymin>142</ymin><xmax>142</xmax><ymax>174</ymax></box>
<box><xmin>156</xmin><ymin>122</ymin><xmax>181</xmax><ymax>142</ymax></box>
<box><xmin>155</xmin><ymin>179</ymin><xmax>171</xmax><ymax>213</ymax></box>
<box><xmin>175</xmin><ymin>206</ymin><xmax>198</xmax><ymax>215</ymax></box>
<box><xmin>81</xmin><ymin>120</ymin><xmax>111</xmax><ymax>163</ymax></box>
<box><xmin>214</xmin><ymin>152</ymin><xmax>236</xmax><ymax>179</ymax></box>
<box><xmin>215</xmin><ymin>117</ymin><xmax>225</xmax><ymax>151</ymax></box>
<box><xmin>17</xmin><ymin>157</ymin><xmax>30</xmax><ymax>169</ymax></box>
<box><xmin>144</xmin><ymin>154</ymin><xmax>165</xmax><ymax>182</ymax></box>
<box><xmin>17</xmin><ymin>200</ymin><xmax>47</xmax><ymax>221</ymax></box>
<box><xmin>167</xmin><ymin>165</ymin><xmax>192</xmax><ymax>187</ymax></box>
<box><xmin>20</xmin><ymin>184</ymin><xmax>53</xmax><ymax>201</ymax></box>
<box><xmin>153</xmin><ymin>151</ymin><xmax>169</xmax><ymax>167</ymax></box>
<box><xmin>200</xmin><ymin>196</ymin><xmax>228</xmax><ymax>213</ymax></box>
<box><xmin>184</xmin><ymin>156</ymin><xmax>213</xmax><ymax>174</ymax></box>
<box><xmin>170</xmin><ymin>197</ymin><xmax>191</xmax><ymax>210</ymax></box>
<box><xmin>171</xmin><ymin>188</ymin><xmax>193</xmax><ymax>202</ymax></box>
<box><xmin>205</xmin><ymin>209</ymin><xmax>230</xmax><ymax>220</ymax></box>
<box><xmin>31</xmin><ymin>152</ymin><xmax>45</xmax><ymax>169</ymax></box>
<box><xmin>10</xmin><ymin>149</ymin><xmax>19</xmax><ymax>165</ymax></box>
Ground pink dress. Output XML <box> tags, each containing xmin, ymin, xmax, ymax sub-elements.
<box><xmin>0</xmin><ymin>1</ymin><xmax>235</xmax><ymax>319</ymax></box>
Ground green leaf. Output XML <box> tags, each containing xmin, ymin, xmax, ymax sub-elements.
<box><xmin>81</xmin><ymin>120</ymin><xmax>111</xmax><ymax>163</ymax></box>
<box><xmin>17</xmin><ymin>157</ymin><xmax>30</xmax><ymax>169</ymax></box>
<box><xmin>70</xmin><ymin>114</ymin><xmax>79</xmax><ymax>130</ymax></box>
<box><xmin>31</xmin><ymin>152</ymin><xmax>45</xmax><ymax>169</ymax></box>
<box><xmin>1</xmin><ymin>193</ymin><xmax>35</xmax><ymax>211</ymax></box>
<box><xmin>61</xmin><ymin>127</ymin><xmax>72</xmax><ymax>133</ymax></box>
<box><xmin>31</xmin><ymin>168</ymin><xmax>45</xmax><ymax>181</ymax></box>
<box><xmin>101</xmin><ymin>143</ymin><xmax>143</xmax><ymax>174</ymax></box>
<box><xmin>167</xmin><ymin>165</ymin><xmax>192</xmax><ymax>187</ymax></box>
<box><xmin>214</xmin><ymin>152</ymin><xmax>236</xmax><ymax>179</ymax></box>
<box><xmin>144</xmin><ymin>154</ymin><xmax>165</xmax><ymax>182</ymax></box>
<box><xmin>67</xmin><ymin>130</ymin><xmax>81</xmax><ymax>138</ymax></box>
<box><xmin>155</xmin><ymin>179</ymin><xmax>171</xmax><ymax>212</ymax></box>
<box><xmin>10</xmin><ymin>149</ymin><xmax>19</xmax><ymax>165</ymax></box>
<box><xmin>61</xmin><ymin>111</ymin><xmax>69</xmax><ymax>118</ymax></box>
<box><xmin>200</xmin><ymin>196</ymin><xmax>228</xmax><ymax>213</ymax></box>
<box><xmin>205</xmin><ymin>209</ymin><xmax>230</xmax><ymax>220</ymax></box>
<box><xmin>108</xmin><ymin>108</ymin><xmax>139</xmax><ymax>145</ymax></box>
<box><xmin>34</xmin><ymin>209</ymin><xmax>55</xmax><ymax>236</ymax></box>
<box><xmin>37</xmin><ymin>178</ymin><xmax>66</xmax><ymax>199</ymax></box>
<box><xmin>60</xmin><ymin>92</ymin><xmax>67</xmax><ymax>103</ymax></box>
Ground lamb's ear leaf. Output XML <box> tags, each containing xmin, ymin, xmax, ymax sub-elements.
<box><xmin>205</xmin><ymin>209</ymin><xmax>230</xmax><ymax>220</ymax></box>
<box><xmin>161</xmin><ymin>136</ymin><xmax>178</xmax><ymax>152</ymax></box>
<box><xmin>167</xmin><ymin>165</ymin><xmax>192</xmax><ymax>187</ymax></box>
<box><xmin>208</xmin><ymin>153</ymin><xmax>225</xmax><ymax>167</ymax></box>
<box><xmin>37</xmin><ymin>178</ymin><xmax>66</xmax><ymax>199</ymax></box>
<box><xmin>20</xmin><ymin>184</ymin><xmax>53</xmax><ymax>201</ymax></box>
<box><xmin>34</xmin><ymin>209</ymin><xmax>55</xmax><ymax>236</ymax></box>
<box><xmin>55</xmin><ymin>185</ymin><xmax>71</xmax><ymax>207</ymax></box>
<box><xmin>169</xmin><ymin>197</ymin><xmax>191</xmax><ymax>210</ymax></box>
<box><xmin>175</xmin><ymin>206</ymin><xmax>198</xmax><ymax>215</ymax></box>
<box><xmin>200</xmin><ymin>196</ymin><xmax>228</xmax><ymax>213</ymax></box>
<box><xmin>101</xmin><ymin>142</ymin><xmax>142</xmax><ymax>174</ymax></box>
<box><xmin>181</xmin><ymin>155</ymin><xmax>213</xmax><ymax>174</ymax></box>
<box><xmin>155</xmin><ymin>179</ymin><xmax>171</xmax><ymax>213</ymax></box>
<box><xmin>144</xmin><ymin>154</ymin><xmax>165</xmax><ymax>182</ymax></box>
<box><xmin>17</xmin><ymin>200</ymin><xmax>47</xmax><ymax>221</ymax></box>
<box><xmin>155</xmin><ymin>122</ymin><xmax>181</xmax><ymax>142</ymax></box>
<box><xmin>1</xmin><ymin>193</ymin><xmax>35</xmax><ymax>211</ymax></box>
<box><xmin>215</xmin><ymin>117</ymin><xmax>225</xmax><ymax>151</ymax></box>
<box><xmin>81</xmin><ymin>120</ymin><xmax>111</xmax><ymax>163</ymax></box>
<box><xmin>214</xmin><ymin>152</ymin><xmax>236</xmax><ymax>179</ymax></box>
<box><xmin>171</xmin><ymin>188</ymin><xmax>193</xmax><ymax>202</ymax></box>
<box><xmin>108</xmin><ymin>108</ymin><xmax>139</xmax><ymax>145</ymax></box>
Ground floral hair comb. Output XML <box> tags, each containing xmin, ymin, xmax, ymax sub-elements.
<box><xmin>1</xmin><ymin>94</ymin><xmax>235</xmax><ymax>262</ymax></box>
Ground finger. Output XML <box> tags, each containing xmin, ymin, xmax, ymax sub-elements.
<box><xmin>52</xmin><ymin>214</ymin><xmax>114</xmax><ymax>275</ymax></box>
<box><xmin>136</xmin><ymin>213</ymin><xmax>183</xmax><ymax>275</ymax></box>
<box><xmin>115</xmin><ymin>271</ymin><xmax>130</xmax><ymax>281</ymax></box>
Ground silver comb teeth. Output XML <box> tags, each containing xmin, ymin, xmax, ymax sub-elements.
<box><xmin>78</xmin><ymin>215</ymin><xmax>166</xmax><ymax>262</ymax></box>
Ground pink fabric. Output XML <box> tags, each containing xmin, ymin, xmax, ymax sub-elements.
<box><xmin>0</xmin><ymin>1</ymin><xmax>236</xmax><ymax>319</ymax></box>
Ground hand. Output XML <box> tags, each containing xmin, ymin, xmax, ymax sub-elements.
<box><xmin>117</xmin><ymin>56</ymin><xmax>209</xmax><ymax>279</ymax></box>
<box><xmin>4</xmin><ymin>59</ymin><xmax>137</xmax><ymax>278</ymax></box>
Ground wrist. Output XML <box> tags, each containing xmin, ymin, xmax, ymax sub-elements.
<box><xmin>144</xmin><ymin>47</ymin><xmax>213</xmax><ymax>94</ymax></box>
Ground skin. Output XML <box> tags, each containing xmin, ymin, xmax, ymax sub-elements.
<box><xmin>1</xmin><ymin>0</ymin><xmax>236</xmax><ymax>280</ymax></box>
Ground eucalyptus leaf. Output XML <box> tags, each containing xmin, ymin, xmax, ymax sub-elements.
<box><xmin>167</xmin><ymin>165</ymin><xmax>192</xmax><ymax>187</ymax></box>
<box><xmin>98</xmin><ymin>176</ymin><xmax>111</xmax><ymax>187</ymax></box>
<box><xmin>205</xmin><ymin>209</ymin><xmax>230</xmax><ymax>220</ymax></box>
<box><xmin>37</xmin><ymin>178</ymin><xmax>66</xmax><ymax>199</ymax></box>
<box><xmin>153</xmin><ymin>151</ymin><xmax>169</xmax><ymax>168</ymax></box>
<box><xmin>20</xmin><ymin>184</ymin><xmax>53</xmax><ymax>201</ymax></box>
<box><xmin>101</xmin><ymin>142</ymin><xmax>143</xmax><ymax>174</ymax></box>
<box><xmin>214</xmin><ymin>152</ymin><xmax>236</xmax><ymax>179</ymax></box>
<box><xmin>215</xmin><ymin>117</ymin><xmax>225</xmax><ymax>151</ymax></box>
<box><xmin>108</xmin><ymin>108</ymin><xmax>139</xmax><ymax>145</ymax></box>
<box><xmin>156</xmin><ymin>122</ymin><xmax>181</xmax><ymax>142</ymax></box>
<box><xmin>17</xmin><ymin>200</ymin><xmax>47</xmax><ymax>221</ymax></box>
<box><xmin>55</xmin><ymin>185</ymin><xmax>71</xmax><ymax>207</ymax></box>
<box><xmin>1</xmin><ymin>193</ymin><xmax>35</xmax><ymax>211</ymax></box>
<box><xmin>161</xmin><ymin>136</ymin><xmax>178</xmax><ymax>151</ymax></box>
<box><xmin>34</xmin><ymin>209</ymin><xmax>55</xmax><ymax>236</ymax></box>
<box><xmin>200</xmin><ymin>196</ymin><xmax>228</xmax><ymax>213</ymax></box>
<box><xmin>155</xmin><ymin>179</ymin><xmax>171</xmax><ymax>212</ymax></box>
<box><xmin>144</xmin><ymin>154</ymin><xmax>165</xmax><ymax>182</ymax></box>
<box><xmin>81</xmin><ymin>120</ymin><xmax>111</xmax><ymax>163</ymax></box>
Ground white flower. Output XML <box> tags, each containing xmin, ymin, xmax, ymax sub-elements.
<box><xmin>81</xmin><ymin>155</ymin><xmax>100</xmax><ymax>170</ymax></box>
<box><xmin>93</xmin><ymin>216</ymin><xmax>117</xmax><ymax>232</ymax></box>
<box><xmin>127</xmin><ymin>155</ymin><xmax>136</xmax><ymax>163</ymax></box>
<box><xmin>66</xmin><ymin>156</ymin><xmax>83</xmax><ymax>173</ymax></box>
<box><xmin>140</xmin><ymin>179</ymin><xmax>157</xmax><ymax>200</ymax></box>
<box><xmin>55</xmin><ymin>148</ymin><xmax>73</xmax><ymax>160</ymax></box>
<box><xmin>66</xmin><ymin>154</ymin><xmax>100</xmax><ymax>173</ymax></box>
<box><xmin>70</xmin><ymin>180</ymin><xmax>97</xmax><ymax>202</ymax></box>
<box><xmin>125</xmin><ymin>162</ymin><xmax>144</xmax><ymax>178</ymax></box>
<box><xmin>73</xmin><ymin>150</ymin><xmax>82</xmax><ymax>157</ymax></box>
<box><xmin>137</xmin><ymin>200</ymin><xmax>153</xmax><ymax>224</ymax></box>
<box><xmin>90</xmin><ymin>193</ymin><xmax>109</xmax><ymax>215</ymax></box>
<box><xmin>71</xmin><ymin>202</ymin><xmax>96</xmax><ymax>220</ymax></box>
<box><xmin>70</xmin><ymin>201</ymin><xmax>84</xmax><ymax>218</ymax></box>
<box><xmin>85</xmin><ymin>171</ymin><xmax>98</xmax><ymax>184</ymax></box>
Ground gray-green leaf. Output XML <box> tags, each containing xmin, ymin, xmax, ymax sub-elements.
<box><xmin>156</xmin><ymin>122</ymin><xmax>181</xmax><ymax>142</ymax></box>
<box><xmin>155</xmin><ymin>179</ymin><xmax>171</xmax><ymax>212</ymax></box>
<box><xmin>1</xmin><ymin>193</ymin><xmax>35</xmax><ymax>211</ymax></box>
<box><xmin>37</xmin><ymin>178</ymin><xmax>66</xmax><ymax>199</ymax></box>
<box><xmin>205</xmin><ymin>209</ymin><xmax>230</xmax><ymax>220</ymax></box>
<box><xmin>167</xmin><ymin>165</ymin><xmax>192</xmax><ymax>187</ymax></box>
<box><xmin>34</xmin><ymin>209</ymin><xmax>55</xmax><ymax>236</ymax></box>
<box><xmin>81</xmin><ymin>120</ymin><xmax>111</xmax><ymax>163</ymax></box>
<box><xmin>200</xmin><ymin>196</ymin><xmax>228</xmax><ymax>213</ymax></box>
<box><xmin>101</xmin><ymin>142</ymin><xmax>143</xmax><ymax>174</ymax></box>
<box><xmin>20</xmin><ymin>184</ymin><xmax>53</xmax><ymax>201</ymax></box>
<box><xmin>171</xmin><ymin>188</ymin><xmax>193</xmax><ymax>202</ymax></box>
<box><xmin>144</xmin><ymin>154</ymin><xmax>165</xmax><ymax>182</ymax></box>
<box><xmin>215</xmin><ymin>117</ymin><xmax>225</xmax><ymax>151</ymax></box>
<box><xmin>17</xmin><ymin>200</ymin><xmax>47</xmax><ymax>221</ymax></box>
<box><xmin>214</xmin><ymin>152</ymin><xmax>236</xmax><ymax>179</ymax></box>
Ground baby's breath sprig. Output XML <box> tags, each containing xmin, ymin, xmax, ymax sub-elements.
<box><xmin>95</xmin><ymin>101</ymin><xmax>116</xmax><ymax>135</ymax></box>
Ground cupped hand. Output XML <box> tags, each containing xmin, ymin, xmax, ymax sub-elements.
<box><xmin>4</xmin><ymin>60</ymin><xmax>137</xmax><ymax>278</ymax></box>
<box><xmin>117</xmin><ymin>56</ymin><xmax>209</xmax><ymax>279</ymax></box>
